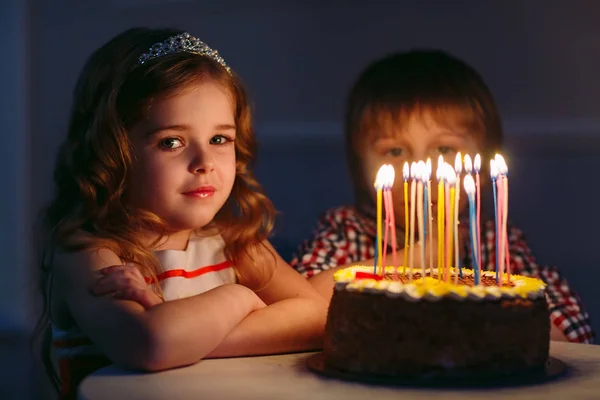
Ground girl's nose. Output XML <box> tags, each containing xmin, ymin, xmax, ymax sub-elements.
<box><xmin>189</xmin><ymin>148</ymin><xmax>215</xmax><ymax>174</ymax></box>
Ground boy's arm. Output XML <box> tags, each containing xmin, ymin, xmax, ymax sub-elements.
<box><xmin>54</xmin><ymin>248</ymin><xmax>263</xmax><ymax>371</ymax></box>
<box><xmin>289</xmin><ymin>208</ymin><xmax>375</xmax><ymax>299</ymax></box>
<box><xmin>307</xmin><ymin>261</ymin><xmax>372</xmax><ymax>301</ymax></box>
<box><xmin>206</xmin><ymin>240</ymin><xmax>328</xmax><ymax>357</ymax></box>
<box><xmin>291</xmin><ymin>208</ymin><xmax>437</xmax><ymax>301</ymax></box>
<box><xmin>507</xmin><ymin>226</ymin><xmax>595</xmax><ymax>343</ymax></box>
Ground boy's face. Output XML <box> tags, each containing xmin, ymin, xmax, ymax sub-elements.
<box><xmin>359</xmin><ymin>109</ymin><xmax>482</xmax><ymax>229</ymax></box>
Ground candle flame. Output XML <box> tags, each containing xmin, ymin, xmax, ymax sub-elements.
<box><xmin>490</xmin><ymin>159</ymin><xmax>499</xmax><ymax>180</ymax></box>
<box><xmin>495</xmin><ymin>154</ymin><xmax>508</xmax><ymax>175</ymax></box>
<box><xmin>417</xmin><ymin>161</ymin><xmax>426</xmax><ymax>182</ymax></box>
<box><xmin>454</xmin><ymin>152</ymin><xmax>462</xmax><ymax>174</ymax></box>
<box><xmin>410</xmin><ymin>162</ymin><xmax>417</xmax><ymax>180</ymax></box>
<box><xmin>463</xmin><ymin>173</ymin><xmax>475</xmax><ymax>194</ymax></box>
<box><xmin>464</xmin><ymin>154</ymin><xmax>473</xmax><ymax>174</ymax></box>
<box><xmin>402</xmin><ymin>162</ymin><xmax>410</xmax><ymax>181</ymax></box>
<box><xmin>445</xmin><ymin>163</ymin><xmax>457</xmax><ymax>185</ymax></box>
<box><xmin>474</xmin><ymin>154</ymin><xmax>481</xmax><ymax>173</ymax></box>
<box><xmin>416</xmin><ymin>162</ymin><xmax>423</xmax><ymax>181</ymax></box>
<box><xmin>437</xmin><ymin>155</ymin><xmax>444</xmax><ymax>170</ymax></box>
<box><xmin>374</xmin><ymin>165</ymin><xmax>386</xmax><ymax>189</ymax></box>
<box><xmin>426</xmin><ymin>158</ymin><xmax>432</xmax><ymax>176</ymax></box>
<box><xmin>422</xmin><ymin>164</ymin><xmax>430</xmax><ymax>182</ymax></box>
<box><xmin>386</xmin><ymin>164</ymin><xmax>396</xmax><ymax>187</ymax></box>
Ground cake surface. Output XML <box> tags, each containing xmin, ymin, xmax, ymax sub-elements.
<box><xmin>323</xmin><ymin>266</ymin><xmax>550</xmax><ymax>379</ymax></box>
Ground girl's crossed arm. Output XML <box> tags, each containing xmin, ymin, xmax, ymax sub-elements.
<box><xmin>206</xmin><ymin>240</ymin><xmax>328</xmax><ymax>358</ymax></box>
<box><xmin>54</xmin><ymin>248</ymin><xmax>265</xmax><ymax>372</ymax></box>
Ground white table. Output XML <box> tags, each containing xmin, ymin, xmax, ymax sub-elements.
<box><xmin>79</xmin><ymin>341</ymin><xmax>600</xmax><ymax>400</ymax></box>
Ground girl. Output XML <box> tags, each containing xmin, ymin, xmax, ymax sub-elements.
<box><xmin>289</xmin><ymin>50</ymin><xmax>594</xmax><ymax>344</ymax></box>
<box><xmin>35</xmin><ymin>28</ymin><xmax>328</xmax><ymax>399</ymax></box>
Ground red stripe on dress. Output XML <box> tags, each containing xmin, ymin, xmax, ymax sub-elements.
<box><xmin>145</xmin><ymin>260</ymin><xmax>233</xmax><ymax>284</ymax></box>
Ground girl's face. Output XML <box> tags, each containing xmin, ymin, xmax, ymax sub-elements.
<box><xmin>127</xmin><ymin>81</ymin><xmax>237</xmax><ymax>236</ymax></box>
<box><xmin>359</xmin><ymin>109</ymin><xmax>482</xmax><ymax>228</ymax></box>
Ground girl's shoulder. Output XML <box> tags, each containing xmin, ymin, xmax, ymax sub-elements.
<box><xmin>50</xmin><ymin>228</ymin><xmax>123</xmax><ymax>278</ymax></box>
<box><xmin>52</xmin><ymin>246</ymin><xmax>122</xmax><ymax>293</ymax></box>
<box><xmin>50</xmin><ymin>246</ymin><xmax>122</xmax><ymax>330</ymax></box>
<box><xmin>229</xmin><ymin>239</ymin><xmax>277</xmax><ymax>291</ymax></box>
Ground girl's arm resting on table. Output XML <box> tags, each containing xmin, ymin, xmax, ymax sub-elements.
<box><xmin>207</xmin><ymin>240</ymin><xmax>328</xmax><ymax>358</ymax></box>
<box><xmin>54</xmin><ymin>248</ymin><xmax>263</xmax><ymax>371</ymax></box>
<box><xmin>207</xmin><ymin>296</ymin><xmax>326</xmax><ymax>357</ymax></box>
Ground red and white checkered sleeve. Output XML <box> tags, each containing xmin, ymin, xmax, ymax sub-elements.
<box><xmin>509</xmin><ymin>227</ymin><xmax>595</xmax><ymax>344</ymax></box>
<box><xmin>289</xmin><ymin>208</ymin><xmax>374</xmax><ymax>278</ymax></box>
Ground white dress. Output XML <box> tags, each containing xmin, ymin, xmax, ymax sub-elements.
<box><xmin>153</xmin><ymin>233</ymin><xmax>236</xmax><ymax>300</ymax></box>
<box><xmin>51</xmin><ymin>233</ymin><xmax>235</xmax><ymax>397</ymax></box>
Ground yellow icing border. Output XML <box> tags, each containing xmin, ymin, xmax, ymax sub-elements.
<box><xmin>333</xmin><ymin>266</ymin><xmax>546</xmax><ymax>301</ymax></box>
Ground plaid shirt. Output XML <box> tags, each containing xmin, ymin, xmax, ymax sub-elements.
<box><xmin>290</xmin><ymin>205</ymin><xmax>594</xmax><ymax>344</ymax></box>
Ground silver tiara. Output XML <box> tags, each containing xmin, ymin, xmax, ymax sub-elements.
<box><xmin>137</xmin><ymin>32</ymin><xmax>231</xmax><ymax>74</ymax></box>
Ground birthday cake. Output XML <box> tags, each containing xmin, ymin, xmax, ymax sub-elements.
<box><xmin>323</xmin><ymin>266</ymin><xmax>550</xmax><ymax>379</ymax></box>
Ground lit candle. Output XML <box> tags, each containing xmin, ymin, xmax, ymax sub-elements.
<box><xmin>496</xmin><ymin>154</ymin><xmax>510</xmax><ymax>283</ymax></box>
<box><xmin>454</xmin><ymin>153</ymin><xmax>462</xmax><ymax>281</ymax></box>
<box><xmin>445</xmin><ymin>164</ymin><xmax>456</xmax><ymax>283</ymax></box>
<box><xmin>490</xmin><ymin>159</ymin><xmax>500</xmax><ymax>283</ymax></box>
<box><xmin>423</xmin><ymin>162</ymin><xmax>429</xmax><ymax>274</ymax></box>
<box><xmin>385</xmin><ymin>165</ymin><xmax>398</xmax><ymax>280</ymax></box>
<box><xmin>426</xmin><ymin>158</ymin><xmax>433</xmax><ymax>275</ymax></box>
<box><xmin>437</xmin><ymin>156</ymin><xmax>445</xmax><ymax>280</ymax></box>
<box><xmin>374</xmin><ymin>166</ymin><xmax>385</xmax><ymax>274</ymax></box>
<box><xmin>382</xmin><ymin>169</ymin><xmax>390</xmax><ymax>276</ymax></box>
<box><xmin>474</xmin><ymin>154</ymin><xmax>482</xmax><ymax>274</ymax></box>
<box><xmin>409</xmin><ymin>162</ymin><xmax>417</xmax><ymax>281</ymax></box>
<box><xmin>417</xmin><ymin>161</ymin><xmax>426</xmax><ymax>278</ymax></box>
<box><xmin>464</xmin><ymin>155</ymin><xmax>475</xmax><ymax>270</ymax></box>
<box><xmin>464</xmin><ymin>154</ymin><xmax>473</xmax><ymax>174</ymax></box>
<box><xmin>463</xmin><ymin>174</ymin><xmax>480</xmax><ymax>284</ymax></box>
<box><xmin>495</xmin><ymin>167</ymin><xmax>504</xmax><ymax>286</ymax></box>
<box><xmin>403</xmin><ymin>162</ymin><xmax>409</xmax><ymax>275</ymax></box>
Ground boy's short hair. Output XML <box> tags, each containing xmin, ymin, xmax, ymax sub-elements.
<box><xmin>344</xmin><ymin>50</ymin><xmax>503</xmax><ymax>207</ymax></box>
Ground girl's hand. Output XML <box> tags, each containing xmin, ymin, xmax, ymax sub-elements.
<box><xmin>90</xmin><ymin>264</ymin><xmax>163</xmax><ymax>309</ymax></box>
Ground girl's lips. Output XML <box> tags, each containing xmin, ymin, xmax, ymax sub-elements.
<box><xmin>183</xmin><ymin>186</ymin><xmax>215</xmax><ymax>198</ymax></box>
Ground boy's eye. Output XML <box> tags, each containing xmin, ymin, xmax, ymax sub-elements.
<box><xmin>386</xmin><ymin>148</ymin><xmax>404</xmax><ymax>157</ymax></box>
<box><xmin>158</xmin><ymin>137</ymin><xmax>183</xmax><ymax>150</ymax></box>
<box><xmin>438</xmin><ymin>146</ymin><xmax>454</xmax><ymax>155</ymax></box>
<box><xmin>210</xmin><ymin>135</ymin><xmax>232</xmax><ymax>145</ymax></box>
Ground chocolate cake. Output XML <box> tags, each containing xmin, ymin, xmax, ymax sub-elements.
<box><xmin>323</xmin><ymin>267</ymin><xmax>550</xmax><ymax>379</ymax></box>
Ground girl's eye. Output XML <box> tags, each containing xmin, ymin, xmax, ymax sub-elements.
<box><xmin>210</xmin><ymin>135</ymin><xmax>233</xmax><ymax>145</ymax></box>
<box><xmin>386</xmin><ymin>148</ymin><xmax>404</xmax><ymax>157</ymax></box>
<box><xmin>158</xmin><ymin>137</ymin><xmax>183</xmax><ymax>150</ymax></box>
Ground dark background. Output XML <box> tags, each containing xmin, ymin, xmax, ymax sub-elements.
<box><xmin>1</xmin><ymin>1</ymin><xmax>599</xmax><ymax>398</ymax></box>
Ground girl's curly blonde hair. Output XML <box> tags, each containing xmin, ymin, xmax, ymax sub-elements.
<box><xmin>34</xmin><ymin>27</ymin><xmax>275</xmax><ymax>389</ymax></box>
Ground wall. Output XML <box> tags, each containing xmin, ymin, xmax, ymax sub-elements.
<box><xmin>15</xmin><ymin>0</ymin><xmax>600</xmax><ymax>336</ymax></box>
<box><xmin>0</xmin><ymin>0</ymin><xmax>34</xmax><ymax>398</ymax></box>
<box><xmin>0</xmin><ymin>0</ymin><xmax>31</xmax><ymax>332</ymax></box>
